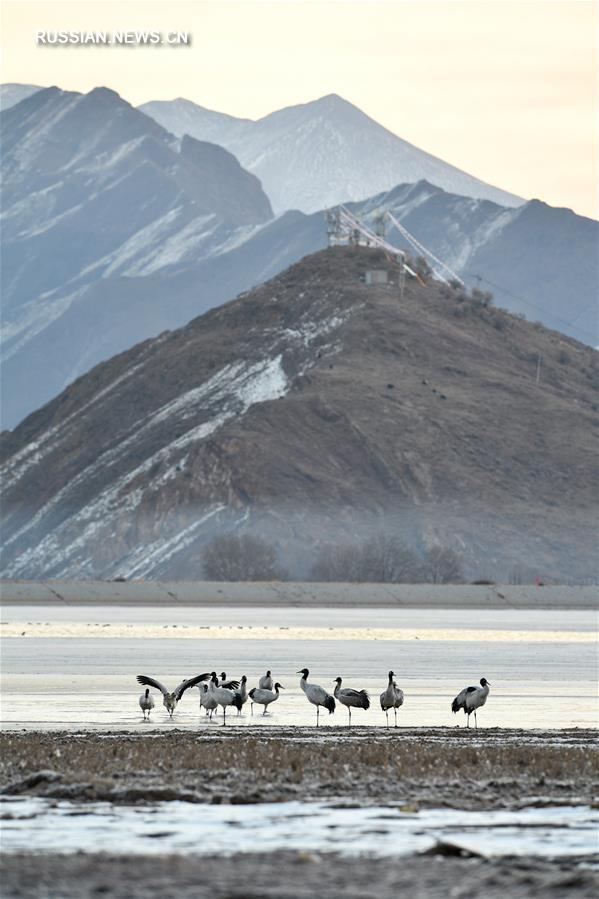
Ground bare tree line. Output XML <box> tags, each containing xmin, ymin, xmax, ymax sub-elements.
<box><xmin>202</xmin><ymin>534</ymin><xmax>285</xmax><ymax>582</ymax></box>
<box><xmin>202</xmin><ymin>532</ymin><xmax>463</xmax><ymax>584</ymax></box>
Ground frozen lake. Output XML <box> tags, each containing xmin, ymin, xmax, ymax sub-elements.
<box><xmin>1</xmin><ymin>605</ymin><xmax>597</xmax><ymax>730</ymax></box>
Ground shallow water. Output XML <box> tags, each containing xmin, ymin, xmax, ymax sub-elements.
<box><xmin>0</xmin><ymin>797</ymin><xmax>595</xmax><ymax>859</ymax></box>
<box><xmin>1</xmin><ymin>606</ymin><xmax>597</xmax><ymax>729</ymax></box>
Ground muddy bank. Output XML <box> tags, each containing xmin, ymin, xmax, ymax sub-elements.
<box><xmin>1</xmin><ymin>850</ymin><xmax>597</xmax><ymax>899</ymax></box>
<box><xmin>1</xmin><ymin>728</ymin><xmax>597</xmax><ymax>809</ymax></box>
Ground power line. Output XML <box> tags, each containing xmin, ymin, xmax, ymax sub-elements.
<box><xmin>465</xmin><ymin>271</ymin><xmax>597</xmax><ymax>343</ymax></box>
<box><xmin>386</xmin><ymin>212</ymin><xmax>464</xmax><ymax>286</ymax></box>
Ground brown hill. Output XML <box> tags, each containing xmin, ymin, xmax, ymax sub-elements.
<box><xmin>1</xmin><ymin>247</ymin><xmax>597</xmax><ymax>581</ymax></box>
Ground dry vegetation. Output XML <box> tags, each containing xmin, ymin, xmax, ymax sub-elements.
<box><xmin>2</xmin><ymin>728</ymin><xmax>597</xmax><ymax>809</ymax></box>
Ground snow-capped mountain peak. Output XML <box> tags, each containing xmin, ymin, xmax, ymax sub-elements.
<box><xmin>140</xmin><ymin>92</ymin><xmax>524</xmax><ymax>213</ymax></box>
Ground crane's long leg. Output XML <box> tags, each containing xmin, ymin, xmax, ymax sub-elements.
<box><xmin>466</xmin><ymin>713</ymin><xmax>470</xmax><ymax>728</ymax></box>
<box><xmin>316</xmin><ymin>706</ymin><xmax>320</xmax><ymax>727</ymax></box>
<box><xmin>348</xmin><ymin>707</ymin><xmax>351</xmax><ymax>727</ymax></box>
<box><xmin>385</xmin><ymin>709</ymin><xmax>389</xmax><ymax>728</ymax></box>
<box><xmin>251</xmin><ymin>702</ymin><xmax>254</xmax><ymax>716</ymax></box>
<box><xmin>394</xmin><ymin>708</ymin><xmax>398</xmax><ymax>728</ymax></box>
<box><xmin>223</xmin><ymin>705</ymin><xmax>227</xmax><ymax>727</ymax></box>
<box><xmin>263</xmin><ymin>706</ymin><xmax>267</xmax><ymax>716</ymax></box>
<box><xmin>474</xmin><ymin>711</ymin><xmax>478</xmax><ymax>729</ymax></box>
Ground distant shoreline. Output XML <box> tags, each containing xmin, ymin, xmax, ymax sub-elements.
<box><xmin>1</xmin><ymin>580</ymin><xmax>596</xmax><ymax>610</ymax></box>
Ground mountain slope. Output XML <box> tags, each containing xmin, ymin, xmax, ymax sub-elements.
<box><xmin>2</xmin><ymin>86</ymin><xmax>595</xmax><ymax>431</ymax></box>
<box><xmin>351</xmin><ymin>181</ymin><xmax>598</xmax><ymax>344</ymax></box>
<box><xmin>1</xmin><ymin>247</ymin><xmax>596</xmax><ymax>582</ymax></box>
<box><xmin>2</xmin><ymin>144</ymin><xmax>595</xmax><ymax>432</ymax></box>
<box><xmin>138</xmin><ymin>97</ymin><xmax>249</xmax><ymax>146</ymax></box>
<box><xmin>140</xmin><ymin>93</ymin><xmax>523</xmax><ymax>213</ymax></box>
<box><xmin>0</xmin><ymin>86</ymin><xmax>272</xmax><ymax>427</ymax></box>
<box><xmin>0</xmin><ymin>82</ymin><xmax>43</xmax><ymax>111</ymax></box>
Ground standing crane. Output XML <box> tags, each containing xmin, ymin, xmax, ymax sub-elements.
<box><xmin>379</xmin><ymin>671</ymin><xmax>404</xmax><ymax>727</ymax></box>
<box><xmin>139</xmin><ymin>688</ymin><xmax>154</xmax><ymax>721</ymax></box>
<box><xmin>451</xmin><ymin>678</ymin><xmax>491</xmax><ymax>728</ymax></box>
<box><xmin>333</xmin><ymin>677</ymin><xmax>370</xmax><ymax>726</ymax></box>
<box><xmin>232</xmin><ymin>675</ymin><xmax>248</xmax><ymax>715</ymax></box>
<box><xmin>199</xmin><ymin>682</ymin><xmax>218</xmax><ymax>719</ymax></box>
<box><xmin>297</xmin><ymin>668</ymin><xmax>335</xmax><ymax>726</ymax></box>
<box><xmin>208</xmin><ymin>672</ymin><xmax>237</xmax><ymax>725</ymax></box>
<box><xmin>248</xmin><ymin>683</ymin><xmax>284</xmax><ymax>715</ymax></box>
<box><xmin>258</xmin><ymin>670</ymin><xmax>274</xmax><ymax>691</ymax></box>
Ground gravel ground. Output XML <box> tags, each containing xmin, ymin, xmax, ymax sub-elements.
<box><xmin>1</xmin><ymin>728</ymin><xmax>597</xmax><ymax>899</ymax></box>
<box><xmin>1</xmin><ymin>851</ymin><xmax>597</xmax><ymax>899</ymax></box>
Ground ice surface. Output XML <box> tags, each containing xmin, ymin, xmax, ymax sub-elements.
<box><xmin>0</xmin><ymin>798</ymin><xmax>595</xmax><ymax>859</ymax></box>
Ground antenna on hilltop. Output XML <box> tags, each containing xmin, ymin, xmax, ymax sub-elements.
<box><xmin>374</xmin><ymin>214</ymin><xmax>386</xmax><ymax>239</ymax></box>
<box><xmin>325</xmin><ymin>208</ymin><xmax>342</xmax><ymax>247</ymax></box>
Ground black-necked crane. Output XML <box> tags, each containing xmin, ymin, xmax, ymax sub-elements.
<box><xmin>333</xmin><ymin>677</ymin><xmax>370</xmax><ymax>726</ymax></box>
<box><xmin>379</xmin><ymin>670</ymin><xmax>404</xmax><ymax>727</ymax></box>
<box><xmin>297</xmin><ymin>668</ymin><xmax>335</xmax><ymax>726</ymax></box>
<box><xmin>258</xmin><ymin>670</ymin><xmax>274</xmax><ymax>691</ymax></box>
<box><xmin>209</xmin><ymin>672</ymin><xmax>237</xmax><ymax>725</ymax></box>
<box><xmin>451</xmin><ymin>678</ymin><xmax>491</xmax><ymax>728</ymax></box>
<box><xmin>218</xmin><ymin>672</ymin><xmax>240</xmax><ymax>690</ymax></box>
<box><xmin>139</xmin><ymin>687</ymin><xmax>154</xmax><ymax>720</ymax></box>
<box><xmin>232</xmin><ymin>675</ymin><xmax>248</xmax><ymax>715</ymax></box>
<box><xmin>136</xmin><ymin>674</ymin><xmax>210</xmax><ymax>717</ymax></box>
<box><xmin>248</xmin><ymin>683</ymin><xmax>284</xmax><ymax>715</ymax></box>
<box><xmin>199</xmin><ymin>682</ymin><xmax>218</xmax><ymax>719</ymax></box>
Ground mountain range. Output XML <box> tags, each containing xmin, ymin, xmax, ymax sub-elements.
<box><xmin>1</xmin><ymin>247</ymin><xmax>596</xmax><ymax>582</ymax></box>
<box><xmin>0</xmin><ymin>82</ymin><xmax>41</xmax><ymax>111</ymax></box>
<box><xmin>0</xmin><ymin>85</ymin><xmax>523</xmax><ymax>212</ymax></box>
<box><xmin>0</xmin><ymin>84</ymin><xmax>597</xmax><ymax>430</ymax></box>
<box><xmin>140</xmin><ymin>93</ymin><xmax>523</xmax><ymax>213</ymax></box>
<box><xmin>0</xmin><ymin>86</ymin><xmax>272</xmax><ymax>426</ymax></box>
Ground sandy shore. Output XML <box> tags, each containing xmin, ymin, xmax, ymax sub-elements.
<box><xmin>1</xmin><ymin>728</ymin><xmax>597</xmax><ymax>809</ymax></box>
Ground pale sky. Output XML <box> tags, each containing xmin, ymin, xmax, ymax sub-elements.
<box><xmin>1</xmin><ymin>0</ymin><xmax>597</xmax><ymax>218</ymax></box>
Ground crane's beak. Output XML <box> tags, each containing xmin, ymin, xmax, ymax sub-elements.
<box><xmin>279</xmin><ymin>685</ymin><xmax>285</xmax><ymax>690</ymax></box>
<box><xmin>296</xmin><ymin>670</ymin><xmax>303</xmax><ymax>674</ymax></box>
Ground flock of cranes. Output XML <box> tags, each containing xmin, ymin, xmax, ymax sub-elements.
<box><xmin>138</xmin><ymin>670</ymin><xmax>491</xmax><ymax>728</ymax></box>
